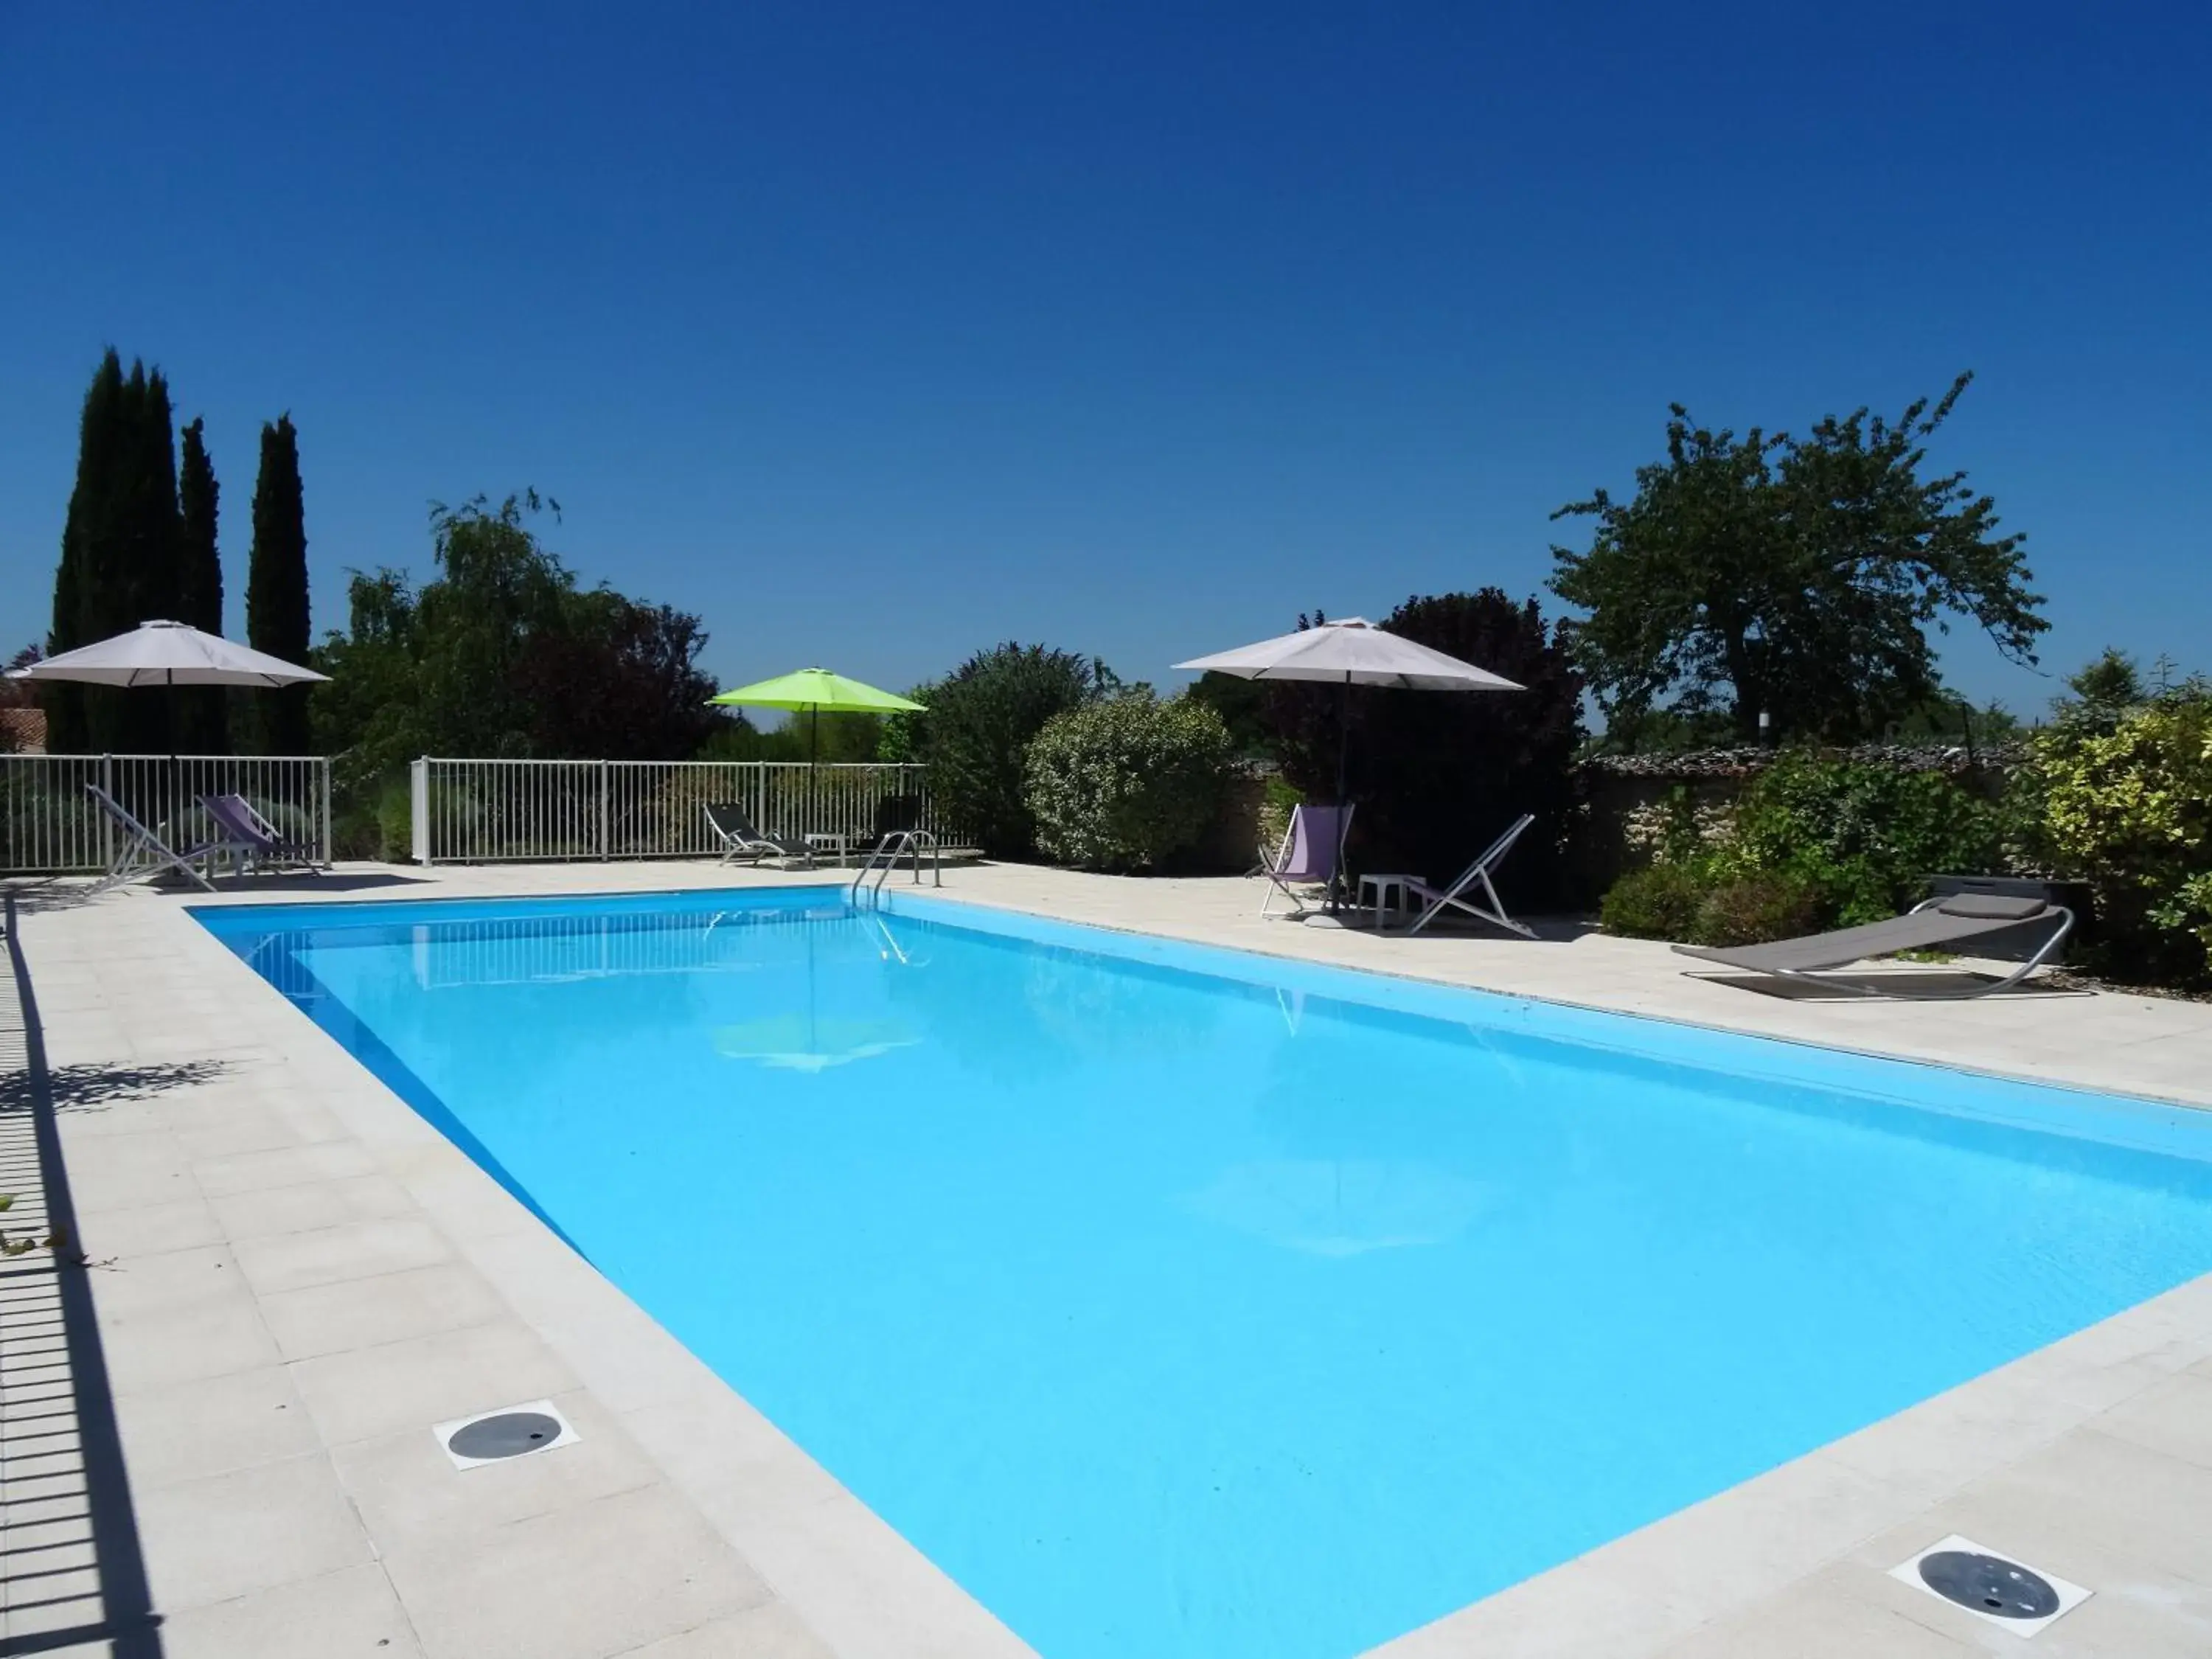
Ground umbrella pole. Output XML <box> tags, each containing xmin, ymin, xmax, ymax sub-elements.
<box><xmin>167</xmin><ymin>669</ymin><xmax>181</xmax><ymax>835</ymax></box>
<box><xmin>1332</xmin><ymin>675</ymin><xmax>1352</xmax><ymax>908</ymax></box>
<box><xmin>1335</xmin><ymin>673</ymin><xmax>1349</xmax><ymax>802</ymax></box>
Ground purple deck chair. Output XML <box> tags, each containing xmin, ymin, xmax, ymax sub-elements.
<box><xmin>1256</xmin><ymin>802</ymin><xmax>1352</xmax><ymax>918</ymax></box>
<box><xmin>198</xmin><ymin>793</ymin><xmax>321</xmax><ymax>878</ymax></box>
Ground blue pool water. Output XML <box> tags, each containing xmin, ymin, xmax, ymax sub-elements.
<box><xmin>201</xmin><ymin>888</ymin><xmax>2212</xmax><ymax>1659</ymax></box>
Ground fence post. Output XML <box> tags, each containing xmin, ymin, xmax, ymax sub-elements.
<box><xmin>410</xmin><ymin>759</ymin><xmax>431</xmax><ymax>864</ymax></box>
<box><xmin>319</xmin><ymin>758</ymin><xmax>333</xmax><ymax>866</ymax></box>
<box><xmin>99</xmin><ymin>755</ymin><xmax>113</xmax><ymax>871</ymax></box>
<box><xmin>598</xmin><ymin>761</ymin><xmax>610</xmax><ymax>860</ymax></box>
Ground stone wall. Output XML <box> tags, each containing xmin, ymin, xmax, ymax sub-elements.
<box><xmin>1570</xmin><ymin>744</ymin><xmax>2023</xmax><ymax>903</ymax></box>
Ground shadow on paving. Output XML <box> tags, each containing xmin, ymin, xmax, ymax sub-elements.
<box><xmin>4</xmin><ymin>870</ymin><xmax>434</xmax><ymax>912</ymax></box>
<box><xmin>1688</xmin><ymin>967</ymin><xmax>2087</xmax><ymax>1001</ymax></box>
<box><xmin>0</xmin><ymin>894</ymin><xmax>164</xmax><ymax>1657</ymax></box>
<box><xmin>0</xmin><ymin>1062</ymin><xmax>230</xmax><ymax>1121</ymax></box>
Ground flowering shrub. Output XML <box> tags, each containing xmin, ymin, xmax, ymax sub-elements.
<box><xmin>2029</xmin><ymin>686</ymin><xmax>2212</xmax><ymax>987</ymax></box>
<box><xmin>1026</xmin><ymin>694</ymin><xmax>1233</xmax><ymax>872</ymax></box>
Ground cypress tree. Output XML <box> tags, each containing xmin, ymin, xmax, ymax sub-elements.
<box><xmin>47</xmin><ymin>351</ymin><xmax>126</xmax><ymax>751</ymax></box>
<box><xmin>245</xmin><ymin>414</ymin><xmax>312</xmax><ymax>754</ymax></box>
<box><xmin>175</xmin><ymin>418</ymin><xmax>229</xmax><ymax>752</ymax></box>
<box><xmin>51</xmin><ymin>353</ymin><xmax>184</xmax><ymax>753</ymax></box>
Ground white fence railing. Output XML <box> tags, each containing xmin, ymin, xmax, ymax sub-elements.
<box><xmin>0</xmin><ymin>754</ymin><xmax>333</xmax><ymax>875</ymax></box>
<box><xmin>408</xmin><ymin>758</ymin><xmax>946</xmax><ymax>865</ymax></box>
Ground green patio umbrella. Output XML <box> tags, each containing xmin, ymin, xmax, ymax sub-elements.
<box><xmin>708</xmin><ymin>667</ymin><xmax>925</xmax><ymax>763</ymax></box>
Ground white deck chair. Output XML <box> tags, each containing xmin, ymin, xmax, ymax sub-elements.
<box><xmin>83</xmin><ymin>783</ymin><xmax>216</xmax><ymax>898</ymax></box>
<box><xmin>1405</xmin><ymin>813</ymin><xmax>1537</xmax><ymax>937</ymax></box>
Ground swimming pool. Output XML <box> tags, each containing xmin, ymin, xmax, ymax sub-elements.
<box><xmin>200</xmin><ymin>886</ymin><xmax>2212</xmax><ymax>1659</ymax></box>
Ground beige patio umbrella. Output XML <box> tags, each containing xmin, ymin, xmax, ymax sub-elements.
<box><xmin>8</xmin><ymin>619</ymin><xmax>328</xmax><ymax>753</ymax></box>
<box><xmin>1176</xmin><ymin>617</ymin><xmax>1522</xmax><ymax>904</ymax></box>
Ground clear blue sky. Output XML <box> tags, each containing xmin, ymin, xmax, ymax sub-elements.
<box><xmin>3</xmin><ymin>2</ymin><xmax>2205</xmax><ymax>719</ymax></box>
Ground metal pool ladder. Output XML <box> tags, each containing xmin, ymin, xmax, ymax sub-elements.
<box><xmin>851</xmin><ymin>830</ymin><xmax>943</xmax><ymax>906</ymax></box>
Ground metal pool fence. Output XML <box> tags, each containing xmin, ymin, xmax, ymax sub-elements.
<box><xmin>407</xmin><ymin>758</ymin><xmax>947</xmax><ymax>865</ymax></box>
<box><xmin>0</xmin><ymin>754</ymin><xmax>332</xmax><ymax>875</ymax></box>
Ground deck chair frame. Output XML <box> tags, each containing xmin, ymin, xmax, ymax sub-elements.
<box><xmin>1405</xmin><ymin>813</ymin><xmax>1537</xmax><ymax>937</ymax></box>
<box><xmin>83</xmin><ymin>783</ymin><xmax>216</xmax><ymax>899</ymax></box>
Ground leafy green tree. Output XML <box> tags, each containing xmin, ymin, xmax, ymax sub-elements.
<box><xmin>1550</xmin><ymin>375</ymin><xmax>2047</xmax><ymax>743</ymax></box>
<box><xmin>1884</xmin><ymin>692</ymin><xmax>2020</xmax><ymax>748</ymax></box>
<box><xmin>174</xmin><ymin>417</ymin><xmax>229</xmax><ymax>752</ymax></box>
<box><xmin>1184</xmin><ymin>670</ymin><xmax>1276</xmax><ymax>758</ymax></box>
<box><xmin>2056</xmin><ymin>647</ymin><xmax>2146</xmax><ymax>728</ymax></box>
<box><xmin>877</xmin><ymin>684</ymin><xmax>937</xmax><ymax>764</ymax></box>
<box><xmin>313</xmin><ymin>493</ymin><xmax>726</xmax><ymax>794</ymax></box>
<box><xmin>49</xmin><ymin>351</ymin><xmax>186</xmax><ymax>753</ymax></box>
<box><xmin>507</xmin><ymin>588</ymin><xmax>725</xmax><ymax>760</ymax></box>
<box><xmin>920</xmin><ymin>644</ymin><xmax>1113</xmax><ymax>857</ymax></box>
<box><xmin>245</xmin><ymin>414</ymin><xmax>312</xmax><ymax>753</ymax></box>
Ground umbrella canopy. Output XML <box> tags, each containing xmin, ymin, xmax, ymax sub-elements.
<box><xmin>708</xmin><ymin>668</ymin><xmax>925</xmax><ymax>715</ymax></box>
<box><xmin>1176</xmin><ymin>618</ymin><xmax>1523</xmax><ymax>910</ymax></box>
<box><xmin>1175</xmin><ymin>616</ymin><xmax>1522</xmax><ymax>692</ymax></box>
<box><xmin>708</xmin><ymin>667</ymin><xmax>925</xmax><ymax>766</ymax></box>
<box><xmin>7</xmin><ymin>619</ymin><xmax>329</xmax><ymax>688</ymax></box>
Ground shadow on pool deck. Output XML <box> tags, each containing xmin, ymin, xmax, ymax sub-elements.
<box><xmin>1</xmin><ymin>893</ymin><xmax>164</xmax><ymax>1658</ymax></box>
<box><xmin>4</xmin><ymin>871</ymin><xmax>436</xmax><ymax>914</ymax></box>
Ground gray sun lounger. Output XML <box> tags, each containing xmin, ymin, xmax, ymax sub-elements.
<box><xmin>1672</xmin><ymin>894</ymin><xmax>2074</xmax><ymax>999</ymax></box>
<box><xmin>703</xmin><ymin>802</ymin><xmax>815</xmax><ymax>867</ymax></box>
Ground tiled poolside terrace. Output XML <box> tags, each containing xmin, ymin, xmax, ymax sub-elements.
<box><xmin>4</xmin><ymin>859</ymin><xmax>2211</xmax><ymax>1658</ymax></box>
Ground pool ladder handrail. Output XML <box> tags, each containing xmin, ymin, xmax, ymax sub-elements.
<box><xmin>850</xmin><ymin>829</ymin><xmax>943</xmax><ymax>906</ymax></box>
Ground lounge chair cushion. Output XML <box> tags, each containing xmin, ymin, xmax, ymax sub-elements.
<box><xmin>1933</xmin><ymin>894</ymin><xmax>2048</xmax><ymax>921</ymax></box>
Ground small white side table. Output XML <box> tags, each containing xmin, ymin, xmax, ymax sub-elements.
<box><xmin>804</xmin><ymin>832</ymin><xmax>851</xmax><ymax>868</ymax></box>
<box><xmin>1357</xmin><ymin>873</ymin><xmax>1416</xmax><ymax>929</ymax></box>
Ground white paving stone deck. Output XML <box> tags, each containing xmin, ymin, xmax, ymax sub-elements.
<box><xmin>2</xmin><ymin>858</ymin><xmax>2209</xmax><ymax>1658</ymax></box>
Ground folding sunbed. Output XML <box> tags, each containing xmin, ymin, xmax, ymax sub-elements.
<box><xmin>1672</xmin><ymin>893</ymin><xmax>2074</xmax><ymax>999</ymax></box>
<box><xmin>703</xmin><ymin>802</ymin><xmax>815</xmax><ymax>866</ymax></box>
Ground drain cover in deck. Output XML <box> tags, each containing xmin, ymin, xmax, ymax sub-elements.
<box><xmin>432</xmin><ymin>1399</ymin><xmax>579</xmax><ymax>1469</ymax></box>
<box><xmin>1889</xmin><ymin>1534</ymin><xmax>2089</xmax><ymax>1635</ymax></box>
